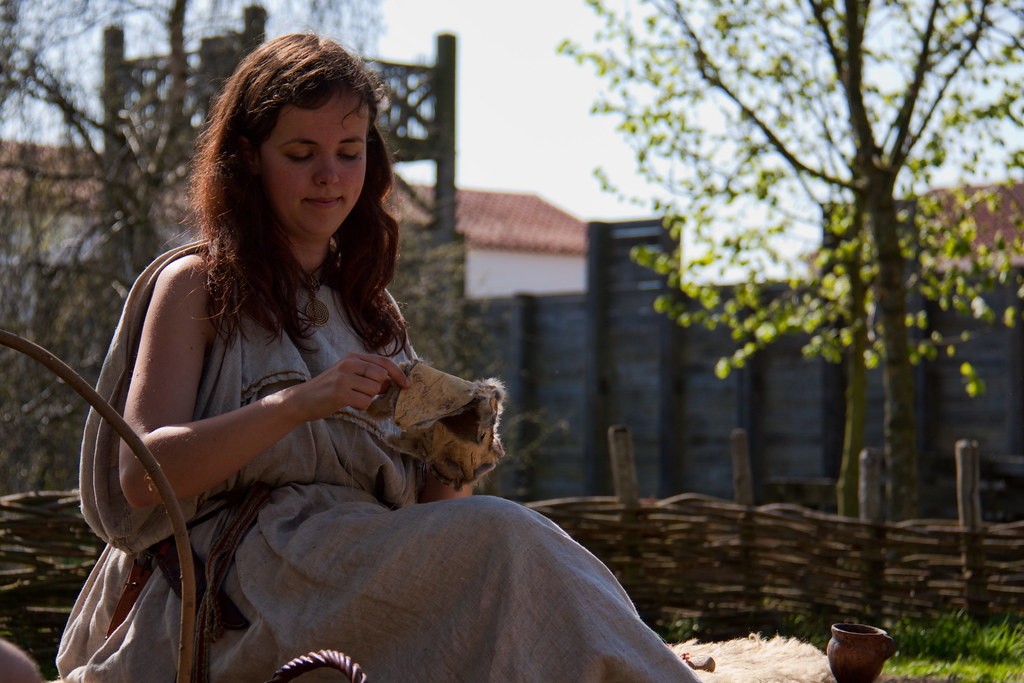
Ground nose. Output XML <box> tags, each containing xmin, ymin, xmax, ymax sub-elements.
<box><xmin>313</xmin><ymin>157</ymin><xmax>341</xmax><ymax>185</ymax></box>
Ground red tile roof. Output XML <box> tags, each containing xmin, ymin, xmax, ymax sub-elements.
<box><xmin>456</xmin><ymin>189</ymin><xmax>587</xmax><ymax>255</ymax></box>
<box><xmin>391</xmin><ymin>185</ymin><xmax>588</xmax><ymax>256</ymax></box>
<box><xmin>923</xmin><ymin>183</ymin><xmax>1024</xmax><ymax>266</ymax></box>
<box><xmin>929</xmin><ymin>183</ymin><xmax>1024</xmax><ymax>244</ymax></box>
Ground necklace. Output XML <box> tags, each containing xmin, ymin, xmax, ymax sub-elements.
<box><xmin>305</xmin><ymin>274</ymin><xmax>330</xmax><ymax>326</ymax></box>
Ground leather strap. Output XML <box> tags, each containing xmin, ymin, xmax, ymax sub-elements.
<box><xmin>102</xmin><ymin>495</ymin><xmax>253</xmax><ymax>639</ymax></box>
<box><xmin>106</xmin><ymin>554</ymin><xmax>154</xmax><ymax>637</ymax></box>
<box><xmin>154</xmin><ymin>537</ymin><xmax>250</xmax><ymax>630</ymax></box>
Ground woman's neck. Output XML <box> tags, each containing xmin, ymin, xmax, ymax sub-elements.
<box><xmin>289</xmin><ymin>240</ymin><xmax>332</xmax><ymax>276</ymax></box>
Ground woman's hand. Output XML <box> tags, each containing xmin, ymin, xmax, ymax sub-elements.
<box><xmin>283</xmin><ymin>352</ymin><xmax>410</xmax><ymax>420</ymax></box>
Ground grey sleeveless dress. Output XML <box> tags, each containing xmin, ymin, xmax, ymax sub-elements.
<box><xmin>57</xmin><ymin>244</ymin><xmax>700</xmax><ymax>682</ymax></box>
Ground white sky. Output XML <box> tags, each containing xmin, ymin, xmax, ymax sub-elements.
<box><xmin>376</xmin><ymin>0</ymin><xmax>655</xmax><ymax>222</ymax></box>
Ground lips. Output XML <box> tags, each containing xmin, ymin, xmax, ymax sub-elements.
<box><xmin>306</xmin><ymin>197</ymin><xmax>341</xmax><ymax>208</ymax></box>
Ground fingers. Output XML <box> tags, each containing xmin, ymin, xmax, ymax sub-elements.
<box><xmin>352</xmin><ymin>360</ymin><xmax>382</xmax><ymax>384</ymax></box>
<box><xmin>344</xmin><ymin>354</ymin><xmax>410</xmax><ymax>393</ymax></box>
<box><xmin>299</xmin><ymin>354</ymin><xmax>410</xmax><ymax>417</ymax></box>
<box><xmin>345</xmin><ymin>356</ymin><xmax>405</xmax><ymax>413</ymax></box>
<box><xmin>360</xmin><ymin>356</ymin><xmax>411</xmax><ymax>390</ymax></box>
<box><xmin>292</xmin><ymin>354</ymin><xmax>409</xmax><ymax>420</ymax></box>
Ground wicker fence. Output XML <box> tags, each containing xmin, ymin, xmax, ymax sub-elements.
<box><xmin>0</xmin><ymin>491</ymin><xmax>103</xmax><ymax>663</ymax></box>
<box><xmin>3</xmin><ymin>488</ymin><xmax>1023</xmax><ymax>666</ymax></box>
<box><xmin>526</xmin><ymin>493</ymin><xmax>1024</xmax><ymax>636</ymax></box>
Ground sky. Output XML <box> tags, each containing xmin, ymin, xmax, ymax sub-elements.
<box><xmin>376</xmin><ymin>0</ymin><xmax>655</xmax><ymax>222</ymax></box>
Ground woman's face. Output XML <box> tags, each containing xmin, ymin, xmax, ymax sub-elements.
<box><xmin>249</xmin><ymin>92</ymin><xmax>369</xmax><ymax>256</ymax></box>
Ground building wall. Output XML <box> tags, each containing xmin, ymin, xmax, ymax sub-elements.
<box><xmin>465</xmin><ymin>248</ymin><xmax>585</xmax><ymax>299</ymax></box>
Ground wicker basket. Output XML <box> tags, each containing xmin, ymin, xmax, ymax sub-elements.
<box><xmin>265</xmin><ymin>649</ymin><xmax>367</xmax><ymax>682</ymax></box>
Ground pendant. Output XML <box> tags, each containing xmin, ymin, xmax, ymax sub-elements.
<box><xmin>306</xmin><ymin>297</ymin><xmax>330</xmax><ymax>326</ymax></box>
<box><xmin>306</xmin><ymin>275</ymin><xmax>330</xmax><ymax>327</ymax></box>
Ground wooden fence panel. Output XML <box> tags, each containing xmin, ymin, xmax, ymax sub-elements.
<box><xmin>529</xmin><ymin>296</ymin><xmax>590</xmax><ymax>498</ymax></box>
<box><xmin>586</xmin><ymin>220</ymin><xmax>681</xmax><ymax>498</ymax></box>
<box><xmin>677</xmin><ymin>325</ymin><xmax>739</xmax><ymax>500</ymax></box>
<box><xmin>476</xmin><ymin>295</ymin><xmax>589</xmax><ymax>500</ymax></box>
<box><xmin>475</xmin><ymin>221</ymin><xmax>1024</xmax><ymax>521</ymax></box>
<box><xmin>753</xmin><ymin>334</ymin><xmax>830</xmax><ymax>479</ymax></box>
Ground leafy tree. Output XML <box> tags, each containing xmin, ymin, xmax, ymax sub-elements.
<box><xmin>563</xmin><ymin>0</ymin><xmax>1024</xmax><ymax>519</ymax></box>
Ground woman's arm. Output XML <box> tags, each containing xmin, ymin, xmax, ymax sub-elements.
<box><xmin>118</xmin><ymin>255</ymin><xmax>409</xmax><ymax>508</ymax></box>
<box><xmin>418</xmin><ymin>471</ymin><xmax>473</xmax><ymax>503</ymax></box>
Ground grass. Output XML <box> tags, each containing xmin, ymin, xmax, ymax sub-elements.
<box><xmin>881</xmin><ymin>613</ymin><xmax>1024</xmax><ymax>682</ymax></box>
<box><xmin>654</xmin><ymin>611</ymin><xmax>1024</xmax><ymax>682</ymax></box>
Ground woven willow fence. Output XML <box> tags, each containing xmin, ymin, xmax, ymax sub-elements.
<box><xmin>3</xmin><ymin>488</ymin><xmax>1023</xmax><ymax>664</ymax></box>
<box><xmin>0</xmin><ymin>490</ymin><xmax>102</xmax><ymax>661</ymax></box>
<box><xmin>525</xmin><ymin>493</ymin><xmax>1024</xmax><ymax>635</ymax></box>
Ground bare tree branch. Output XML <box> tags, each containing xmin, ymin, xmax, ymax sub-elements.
<box><xmin>661</xmin><ymin>0</ymin><xmax>854</xmax><ymax>189</ymax></box>
<box><xmin>891</xmin><ymin>1</ymin><xmax>992</xmax><ymax>169</ymax></box>
<box><xmin>887</xmin><ymin>0</ymin><xmax>944</xmax><ymax>168</ymax></box>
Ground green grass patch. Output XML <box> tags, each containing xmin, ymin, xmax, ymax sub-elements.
<box><xmin>888</xmin><ymin>613</ymin><xmax>1024</xmax><ymax>663</ymax></box>
<box><xmin>883</xmin><ymin>613</ymin><xmax>1024</xmax><ymax>682</ymax></box>
<box><xmin>885</xmin><ymin>657</ymin><xmax>1024</xmax><ymax>682</ymax></box>
<box><xmin>653</xmin><ymin>611</ymin><xmax>1024</xmax><ymax>682</ymax></box>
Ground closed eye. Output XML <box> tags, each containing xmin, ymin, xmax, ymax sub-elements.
<box><xmin>338</xmin><ymin>144</ymin><xmax>364</xmax><ymax>160</ymax></box>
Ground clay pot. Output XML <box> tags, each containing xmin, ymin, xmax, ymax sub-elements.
<box><xmin>826</xmin><ymin>623</ymin><xmax>896</xmax><ymax>683</ymax></box>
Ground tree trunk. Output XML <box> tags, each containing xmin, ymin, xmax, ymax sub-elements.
<box><xmin>838</xmin><ymin>285</ymin><xmax>868</xmax><ymax>517</ymax></box>
<box><xmin>868</xmin><ymin>174</ymin><xmax>919</xmax><ymax>521</ymax></box>
<box><xmin>835</xmin><ymin>204</ymin><xmax>868</xmax><ymax>517</ymax></box>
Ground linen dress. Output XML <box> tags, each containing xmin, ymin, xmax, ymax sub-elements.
<box><xmin>57</xmin><ymin>244</ymin><xmax>700</xmax><ymax>682</ymax></box>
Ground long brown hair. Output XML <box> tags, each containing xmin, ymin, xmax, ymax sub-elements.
<box><xmin>189</xmin><ymin>33</ymin><xmax>406</xmax><ymax>354</ymax></box>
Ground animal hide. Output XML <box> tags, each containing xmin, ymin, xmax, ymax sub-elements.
<box><xmin>367</xmin><ymin>360</ymin><xmax>505</xmax><ymax>490</ymax></box>
<box><xmin>674</xmin><ymin>634</ymin><xmax>836</xmax><ymax>683</ymax></box>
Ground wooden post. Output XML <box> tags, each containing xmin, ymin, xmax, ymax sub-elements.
<box><xmin>1007</xmin><ymin>268</ymin><xmax>1024</xmax><ymax>456</ymax></box>
<box><xmin>607</xmin><ymin>425</ymin><xmax>641</xmax><ymax>593</ymax></box>
<box><xmin>101</xmin><ymin>26</ymin><xmax>125</xmax><ymax>161</ymax></box>
<box><xmin>433</xmin><ymin>33</ymin><xmax>457</xmax><ymax>241</ymax></box>
<box><xmin>658</xmin><ymin>224</ymin><xmax>685</xmax><ymax>497</ymax></box>
<box><xmin>730</xmin><ymin>427</ymin><xmax>760</xmax><ymax>617</ymax></box>
<box><xmin>101</xmin><ymin>25</ymin><xmax>133</xmax><ymax>281</ymax></box>
<box><xmin>731</xmin><ymin>428</ymin><xmax>754</xmax><ymax>506</ymax></box>
<box><xmin>858</xmin><ymin>447</ymin><xmax>885</xmax><ymax>622</ymax></box>
<box><xmin>858</xmin><ymin>448</ymin><xmax>884</xmax><ymax>523</ymax></box>
<box><xmin>241</xmin><ymin>4</ymin><xmax>267</xmax><ymax>52</ymax></box>
<box><xmin>956</xmin><ymin>439</ymin><xmax>982</xmax><ymax>529</ymax></box>
<box><xmin>608</xmin><ymin>425</ymin><xmax>639</xmax><ymax>508</ymax></box>
<box><xmin>585</xmin><ymin>222</ymin><xmax>612</xmax><ymax>494</ymax></box>
<box><xmin>101</xmin><ymin>24</ymin><xmax>126</xmax><ymax>225</ymax></box>
<box><xmin>955</xmin><ymin>439</ymin><xmax>985</xmax><ymax>617</ymax></box>
<box><xmin>508</xmin><ymin>294</ymin><xmax>538</xmax><ymax>499</ymax></box>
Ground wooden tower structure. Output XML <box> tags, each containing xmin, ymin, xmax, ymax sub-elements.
<box><xmin>101</xmin><ymin>5</ymin><xmax>458</xmax><ymax>250</ymax></box>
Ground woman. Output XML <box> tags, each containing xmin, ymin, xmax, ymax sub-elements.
<box><xmin>57</xmin><ymin>33</ymin><xmax>700</xmax><ymax>682</ymax></box>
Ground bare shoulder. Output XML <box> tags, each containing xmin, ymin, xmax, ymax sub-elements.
<box><xmin>154</xmin><ymin>253</ymin><xmax>208</xmax><ymax>297</ymax></box>
<box><xmin>148</xmin><ymin>253</ymin><xmax>214</xmax><ymax>343</ymax></box>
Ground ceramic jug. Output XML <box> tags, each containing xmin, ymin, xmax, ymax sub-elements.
<box><xmin>826</xmin><ymin>623</ymin><xmax>896</xmax><ymax>683</ymax></box>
